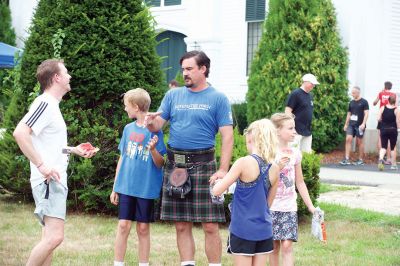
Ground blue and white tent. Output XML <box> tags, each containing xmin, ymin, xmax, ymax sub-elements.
<box><xmin>0</xmin><ymin>42</ymin><xmax>22</xmax><ymax>68</ymax></box>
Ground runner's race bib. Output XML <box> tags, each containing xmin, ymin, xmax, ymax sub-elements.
<box><xmin>350</xmin><ymin>114</ymin><xmax>358</xmax><ymax>121</ymax></box>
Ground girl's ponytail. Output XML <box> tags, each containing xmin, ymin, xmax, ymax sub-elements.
<box><xmin>245</xmin><ymin>119</ymin><xmax>278</xmax><ymax>163</ymax></box>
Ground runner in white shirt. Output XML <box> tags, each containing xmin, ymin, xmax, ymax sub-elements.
<box><xmin>13</xmin><ymin>59</ymin><xmax>97</xmax><ymax>266</ymax></box>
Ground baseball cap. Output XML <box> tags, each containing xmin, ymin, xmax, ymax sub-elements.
<box><xmin>302</xmin><ymin>73</ymin><xmax>320</xmax><ymax>85</ymax></box>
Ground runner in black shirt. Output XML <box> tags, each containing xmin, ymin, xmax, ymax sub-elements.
<box><xmin>340</xmin><ymin>86</ymin><xmax>369</xmax><ymax>166</ymax></box>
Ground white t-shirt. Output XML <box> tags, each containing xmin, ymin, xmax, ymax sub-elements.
<box><xmin>22</xmin><ymin>93</ymin><xmax>68</xmax><ymax>189</ymax></box>
<box><xmin>270</xmin><ymin>147</ymin><xmax>302</xmax><ymax>212</ymax></box>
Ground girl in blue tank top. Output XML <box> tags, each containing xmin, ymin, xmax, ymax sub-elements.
<box><xmin>212</xmin><ymin>118</ymin><xmax>281</xmax><ymax>266</ymax></box>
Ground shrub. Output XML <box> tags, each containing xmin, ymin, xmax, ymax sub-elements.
<box><xmin>297</xmin><ymin>151</ymin><xmax>322</xmax><ymax>217</ymax></box>
<box><xmin>231</xmin><ymin>102</ymin><xmax>247</xmax><ymax>134</ymax></box>
<box><xmin>215</xmin><ymin>127</ymin><xmax>248</xmax><ymax>166</ymax></box>
<box><xmin>0</xmin><ymin>0</ymin><xmax>164</xmax><ymax>213</ymax></box>
<box><xmin>0</xmin><ymin>0</ymin><xmax>17</xmax><ymax>123</ymax></box>
<box><xmin>246</xmin><ymin>0</ymin><xmax>349</xmax><ymax>152</ymax></box>
<box><xmin>0</xmin><ymin>0</ymin><xmax>16</xmax><ymax>46</ymax></box>
<box><xmin>0</xmin><ymin>69</ymin><xmax>8</xmax><ymax>122</ymax></box>
<box><xmin>0</xmin><ymin>89</ymin><xmax>31</xmax><ymax>196</ymax></box>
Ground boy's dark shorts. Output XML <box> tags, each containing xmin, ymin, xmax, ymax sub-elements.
<box><xmin>227</xmin><ymin>233</ymin><xmax>274</xmax><ymax>256</ymax></box>
<box><xmin>118</xmin><ymin>193</ymin><xmax>155</xmax><ymax>223</ymax></box>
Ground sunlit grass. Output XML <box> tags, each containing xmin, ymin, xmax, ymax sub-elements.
<box><xmin>319</xmin><ymin>183</ymin><xmax>360</xmax><ymax>194</ymax></box>
<box><xmin>1</xmin><ymin>196</ymin><xmax>399</xmax><ymax>265</ymax></box>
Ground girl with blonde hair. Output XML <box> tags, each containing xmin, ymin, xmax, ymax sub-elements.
<box><xmin>269</xmin><ymin>112</ymin><xmax>316</xmax><ymax>266</ymax></box>
<box><xmin>212</xmin><ymin>118</ymin><xmax>281</xmax><ymax>266</ymax></box>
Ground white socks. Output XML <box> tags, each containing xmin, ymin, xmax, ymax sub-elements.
<box><xmin>138</xmin><ymin>263</ymin><xmax>149</xmax><ymax>266</ymax></box>
<box><xmin>209</xmin><ymin>264</ymin><xmax>221</xmax><ymax>266</ymax></box>
<box><xmin>181</xmin><ymin>261</ymin><xmax>195</xmax><ymax>266</ymax></box>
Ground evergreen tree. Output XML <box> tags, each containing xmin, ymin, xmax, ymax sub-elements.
<box><xmin>0</xmin><ymin>0</ymin><xmax>17</xmax><ymax>122</ymax></box>
<box><xmin>0</xmin><ymin>0</ymin><xmax>16</xmax><ymax>46</ymax></box>
<box><xmin>247</xmin><ymin>0</ymin><xmax>349</xmax><ymax>152</ymax></box>
<box><xmin>0</xmin><ymin>0</ymin><xmax>164</xmax><ymax>212</ymax></box>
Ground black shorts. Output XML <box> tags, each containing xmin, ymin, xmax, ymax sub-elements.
<box><xmin>346</xmin><ymin>124</ymin><xmax>363</xmax><ymax>138</ymax></box>
<box><xmin>118</xmin><ymin>194</ymin><xmax>155</xmax><ymax>223</ymax></box>
<box><xmin>227</xmin><ymin>233</ymin><xmax>273</xmax><ymax>256</ymax></box>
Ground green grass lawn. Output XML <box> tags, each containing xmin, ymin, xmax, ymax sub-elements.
<box><xmin>1</xmin><ymin>196</ymin><xmax>399</xmax><ymax>266</ymax></box>
<box><xmin>319</xmin><ymin>183</ymin><xmax>360</xmax><ymax>194</ymax></box>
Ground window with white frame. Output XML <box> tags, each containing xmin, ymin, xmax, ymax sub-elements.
<box><xmin>246</xmin><ymin>0</ymin><xmax>266</xmax><ymax>75</ymax></box>
<box><xmin>246</xmin><ymin>21</ymin><xmax>263</xmax><ymax>75</ymax></box>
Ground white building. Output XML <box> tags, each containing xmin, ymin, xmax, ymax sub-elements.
<box><xmin>8</xmin><ymin>0</ymin><xmax>400</xmax><ymax>152</ymax></box>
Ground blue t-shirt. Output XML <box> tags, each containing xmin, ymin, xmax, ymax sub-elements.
<box><xmin>158</xmin><ymin>86</ymin><xmax>233</xmax><ymax>150</ymax></box>
<box><xmin>114</xmin><ymin>121</ymin><xmax>167</xmax><ymax>199</ymax></box>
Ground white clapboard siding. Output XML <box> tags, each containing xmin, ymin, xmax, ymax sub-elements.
<box><xmin>388</xmin><ymin>0</ymin><xmax>400</xmax><ymax>91</ymax></box>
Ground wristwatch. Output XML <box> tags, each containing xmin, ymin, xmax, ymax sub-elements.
<box><xmin>62</xmin><ymin>147</ymin><xmax>73</xmax><ymax>154</ymax></box>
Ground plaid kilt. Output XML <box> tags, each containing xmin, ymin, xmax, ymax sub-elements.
<box><xmin>160</xmin><ymin>160</ymin><xmax>226</xmax><ymax>223</ymax></box>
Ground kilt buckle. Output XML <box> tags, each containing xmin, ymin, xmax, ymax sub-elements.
<box><xmin>174</xmin><ymin>153</ymin><xmax>186</xmax><ymax>164</ymax></box>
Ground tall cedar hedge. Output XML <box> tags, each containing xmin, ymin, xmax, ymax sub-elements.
<box><xmin>0</xmin><ymin>0</ymin><xmax>165</xmax><ymax>212</ymax></box>
<box><xmin>0</xmin><ymin>0</ymin><xmax>16</xmax><ymax>46</ymax></box>
<box><xmin>247</xmin><ymin>0</ymin><xmax>349</xmax><ymax>152</ymax></box>
<box><xmin>0</xmin><ymin>0</ymin><xmax>17</xmax><ymax>123</ymax></box>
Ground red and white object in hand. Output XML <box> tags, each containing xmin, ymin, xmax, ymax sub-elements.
<box><xmin>78</xmin><ymin>142</ymin><xmax>100</xmax><ymax>153</ymax></box>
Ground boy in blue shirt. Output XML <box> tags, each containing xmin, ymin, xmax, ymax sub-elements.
<box><xmin>110</xmin><ymin>88</ymin><xmax>166</xmax><ymax>266</ymax></box>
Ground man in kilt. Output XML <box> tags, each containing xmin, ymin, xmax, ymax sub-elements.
<box><xmin>146</xmin><ymin>50</ymin><xmax>233</xmax><ymax>266</ymax></box>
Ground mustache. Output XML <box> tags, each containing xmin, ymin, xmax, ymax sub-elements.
<box><xmin>184</xmin><ymin>76</ymin><xmax>191</xmax><ymax>80</ymax></box>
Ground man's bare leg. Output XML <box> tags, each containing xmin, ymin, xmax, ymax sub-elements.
<box><xmin>175</xmin><ymin>222</ymin><xmax>195</xmax><ymax>263</ymax></box>
<box><xmin>345</xmin><ymin>135</ymin><xmax>353</xmax><ymax>159</ymax></box>
<box><xmin>41</xmin><ymin>226</ymin><xmax>53</xmax><ymax>266</ymax></box>
<box><xmin>202</xmin><ymin>222</ymin><xmax>221</xmax><ymax>263</ymax></box>
<box><xmin>357</xmin><ymin>137</ymin><xmax>364</xmax><ymax>160</ymax></box>
<box><xmin>26</xmin><ymin>217</ymin><xmax>64</xmax><ymax>266</ymax></box>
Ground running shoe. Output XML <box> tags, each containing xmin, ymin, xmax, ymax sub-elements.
<box><xmin>378</xmin><ymin>160</ymin><xmax>384</xmax><ymax>171</ymax></box>
<box><xmin>353</xmin><ymin>159</ymin><xmax>365</xmax><ymax>166</ymax></box>
<box><xmin>340</xmin><ymin>159</ymin><xmax>351</xmax><ymax>165</ymax></box>
<box><xmin>390</xmin><ymin>165</ymin><xmax>398</xmax><ymax>170</ymax></box>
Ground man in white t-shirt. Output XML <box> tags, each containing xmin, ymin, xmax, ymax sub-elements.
<box><xmin>13</xmin><ymin>59</ymin><xmax>97</xmax><ymax>266</ymax></box>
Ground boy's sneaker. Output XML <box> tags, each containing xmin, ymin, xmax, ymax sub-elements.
<box><xmin>340</xmin><ymin>159</ymin><xmax>351</xmax><ymax>165</ymax></box>
<box><xmin>378</xmin><ymin>160</ymin><xmax>384</xmax><ymax>171</ymax></box>
<box><xmin>390</xmin><ymin>165</ymin><xmax>398</xmax><ymax>170</ymax></box>
<box><xmin>384</xmin><ymin>160</ymin><xmax>392</xmax><ymax>165</ymax></box>
<box><xmin>353</xmin><ymin>159</ymin><xmax>365</xmax><ymax>166</ymax></box>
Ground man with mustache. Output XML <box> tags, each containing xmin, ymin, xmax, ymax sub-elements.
<box><xmin>146</xmin><ymin>51</ymin><xmax>233</xmax><ymax>266</ymax></box>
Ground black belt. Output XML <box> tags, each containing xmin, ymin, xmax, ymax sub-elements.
<box><xmin>167</xmin><ymin>147</ymin><xmax>215</xmax><ymax>164</ymax></box>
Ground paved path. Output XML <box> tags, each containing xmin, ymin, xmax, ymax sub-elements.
<box><xmin>323</xmin><ymin>163</ymin><xmax>400</xmax><ymax>173</ymax></box>
<box><xmin>318</xmin><ymin>165</ymin><xmax>400</xmax><ymax>216</ymax></box>
<box><xmin>318</xmin><ymin>186</ymin><xmax>400</xmax><ymax>216</ymax></box>
<box><xmin>320</xmin><ymin>165</ymin><xmax>400</xmax><ymax>189</ymax></box>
